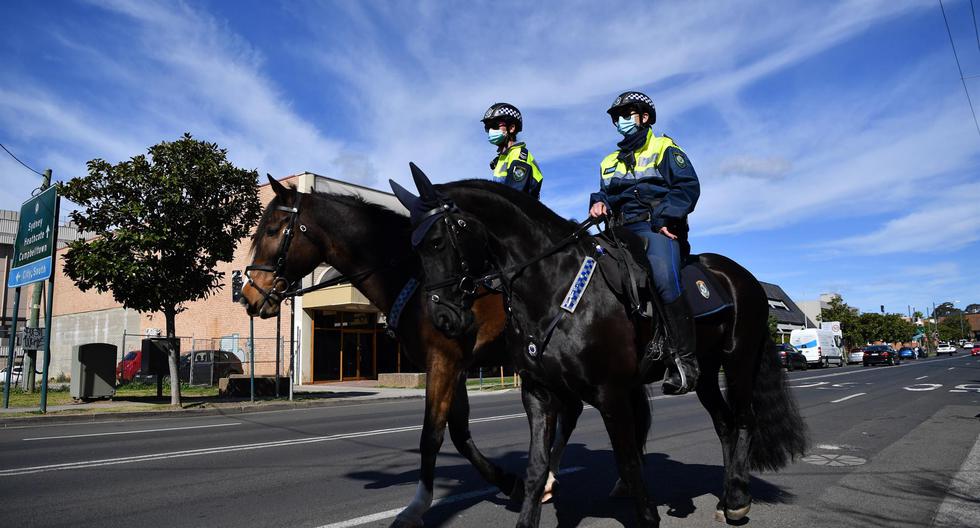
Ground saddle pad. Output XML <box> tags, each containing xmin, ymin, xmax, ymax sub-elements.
<box><xmin>681</xmin><ymin>262</ymin><xmax>732</xmax><ymax>318</ymax></box>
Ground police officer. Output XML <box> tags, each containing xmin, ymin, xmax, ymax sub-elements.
<box><xmin>482</xmin><ymin>103</ymin><xmax>543</xmax><ymax>199</ymax></box>
<box><xmin>588</xmin><ymin>91</ymin><xmax>700</xmax><ymax>395</ymax></box>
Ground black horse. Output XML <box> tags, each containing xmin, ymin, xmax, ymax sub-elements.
<box><xmin>392</xmin><ymin>166</ymin><xmax>808</xmax><ymax>527</ymax></box>
<box><xmin>242</xmin><ymin>176</ymin><xmax>592</xmax><ymax>527</ymax></box>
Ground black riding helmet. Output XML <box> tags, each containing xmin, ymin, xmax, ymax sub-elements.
<box><xmin>606</xmin><ymin>91</ymin><xmax>656</xmax><ymax>125</ymax></box>
<box><xmin>481</xmin><ymin>102</ymin><xmax>523</xmax><ymax>133</ymax></box>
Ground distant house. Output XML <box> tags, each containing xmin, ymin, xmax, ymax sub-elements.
<box><xmin>760</xmin><ymin>281</ymin><xmax>816</xmax><ymax>342</ymax></box>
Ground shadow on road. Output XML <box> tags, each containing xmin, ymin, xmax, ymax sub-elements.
<box><xmin>345</xmin><ymin>443</ymin><xmax>795</xmax><ymax>526</ymax></box>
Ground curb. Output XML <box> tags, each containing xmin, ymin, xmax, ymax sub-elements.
<box><xmin>0</xmin><ymin>392</ymin><xmax>427</xmax><ymax>427</ymax></box>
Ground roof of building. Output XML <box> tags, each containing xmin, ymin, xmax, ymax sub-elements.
<box><xmin>760</xmin><ymin>281</ymin><xmax>816</xmax><ymax>327</ymax></box>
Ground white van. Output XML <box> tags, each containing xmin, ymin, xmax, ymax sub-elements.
<box><xmin>790</xmin><ymin>328</ymin><xmax>844</xmax><ymax>367</ymax></box>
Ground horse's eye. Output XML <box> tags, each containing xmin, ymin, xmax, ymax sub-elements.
<box><xmin>431</xmin><ymin>238</ymin><xmax>443</xmax><ymax>250</ymax></box>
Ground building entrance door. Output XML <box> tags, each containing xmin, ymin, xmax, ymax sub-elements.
<box><xmin>341</xmin><ymin>330</ymin><xmax>375</xmax><ymax>380</ymax></box>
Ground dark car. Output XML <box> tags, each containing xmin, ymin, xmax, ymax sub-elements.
<box><xmin>115</xmin><ymin>350</ymin><xmax>142</xmax><ymax>382</ymax></box>
<box><xmin>178</xmin><ymin>350</ymin><xmax>244</xmax><ymax>384</ymax></box>
<box><xmin>898</xmin><ymin>347</ymin><xmax>916</xmax><ymax>360</ymax></box>
<box><xmin>775</xmin><ymin>343</ymin><xmax>808</xmax><ymax>371</ymax></box>
<box><xmin>863</xmin><ymin>345</ymin><xmax>901</xmax><ymax>367</ymax></box>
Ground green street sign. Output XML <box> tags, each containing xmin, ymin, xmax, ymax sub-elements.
<box><xmin>8</xmin><ymin>186</ymin><xmax>59</xmax><ymax>288</ymax></box>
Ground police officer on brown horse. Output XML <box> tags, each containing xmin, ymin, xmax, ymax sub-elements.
<box><xmin>589</xmin><ymin>91</ymin><xmax>700</xmax><ymax>395</ymax></box>
<box><xmin>482</xmin><ymin>103</ymin><xmax>544</xmax><ymax>199</ymax></box>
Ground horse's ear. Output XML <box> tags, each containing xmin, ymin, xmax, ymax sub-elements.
<box><xmin>268</xmin><ymin>174</ymin><xmax>290</xmax><ymax>199</ymax></box>
<box><xmin>409</xmin><ymin>162</ymin><xmax>438</xmax><ymax>201</ymax></box>
<box><xmin>389</xmin><ymin>179</ymin><xmax>420</xmax><ymax>211</ymax></box>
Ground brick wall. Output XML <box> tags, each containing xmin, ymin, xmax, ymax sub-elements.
<box><xmin>43</xmin><ymin>176</ymin><xmax>298</xmax><ymax>377</ymax></box>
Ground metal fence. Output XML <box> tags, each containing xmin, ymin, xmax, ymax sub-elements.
<box><xmin>117</xmin><ymin>333</ymin><xmax>291</xmax><ymax>387</ymax></box>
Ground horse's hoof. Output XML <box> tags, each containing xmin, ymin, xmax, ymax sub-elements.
<box><xmin>714</xmin><ymin>509</ymin><xmax>726</xmax><ymax>523</ymax></box>
<box><xmin>608</xmin><ymin>478</ymin><xmax>631</xmax><ymax>498</ymax></box>
<box><xmin>725</xmin><ymin>504</ymin><xmax>751</xmax><ymax>521</ymax></box>
<box><xmin>541</xmin><ymin>473</ymin><xmax>558</xmax><ymax>503</ymax></box>
<box><xmin>390</xmin><ymin>512</ymin><xmax>424</xmax><ymax>528</ymax></box>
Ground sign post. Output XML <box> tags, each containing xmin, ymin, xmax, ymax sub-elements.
<box><xmin>2</xmin><ymin>185</ymin><xmax>60</xmax><ymax>410</ymax></box>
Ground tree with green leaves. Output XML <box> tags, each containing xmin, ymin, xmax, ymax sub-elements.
<box><xmin>820</xmin><ymin>294</ymin><xmax>862</xmax><ymax>348</ymax></box>
<box><xmin>58</xmin><ymin>134</ymin><xmax>262</xmax><ymax>405</ymax></box>
<box><xmin>932</xmin><ymin>302</ymin><xmax>960</xmax><ymax>318</ymax></box>
<box><xmin>936</xmin><ymin>315</ymin><xmax>965</xmax><ymax>342</ymax></box>
<box><xmin>768</xmin><ymin>314</ymin><xmax>780</xmax><ymax>343</ymax></box>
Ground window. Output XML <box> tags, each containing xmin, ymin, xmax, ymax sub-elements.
<box><xmin>768</xmin><ymin>299</ymin><xmax>790</xmax><ymax>311</ymax></box>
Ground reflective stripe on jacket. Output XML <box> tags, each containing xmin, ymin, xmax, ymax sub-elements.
<box><xmin>491</xmin><ymin>142</ymin><xmax>543</xmax><ymax>198</ymax></box>
<box><xmin>589</xmin><ymin>129</ymin><xmax>699</xmax><ymax>228</ymax></box>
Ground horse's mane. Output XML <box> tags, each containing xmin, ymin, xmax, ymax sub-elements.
<box><xmin>438</xmin><ymin>179</ymin><xmax>578</xmax><ymax>240</ymax></box>
<box><xmin>251</xmin><ymin>185</ymin><xmax>409</xmax><ymax>252</ymax></box>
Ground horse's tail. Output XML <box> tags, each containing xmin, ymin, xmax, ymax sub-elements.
<box><xmin>748</xmin><ymin>337</ymin><xmax>809</xmax><ymax>471</ymax></box>
<box><xmin>629</xmin><ymin>384</ymin><xmax>652</xmax><ymax>455</ymax></box>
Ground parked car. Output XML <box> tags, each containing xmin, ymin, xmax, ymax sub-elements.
<box><xmin>971</xmin><ymin>345</ymin><xmax>980</xmax><ymax>357</ymax></box>
<box><xmin>915</xmin><ymin>346</ymin><xmax>927</xmax><ymax>359</ymax></box>
<box><xmin>936</xmin><ymin>342</ymin><xmax>957</xmax><ymax>355</ymax></box>
<box><xmin>898</xmin><ymin>347</ymin><xmax>917</xmax><ymax>360</ymax></box>
<box><xmin>116</xmin><ymin>350</ymin><xmax>142</xmax><ymax>382</ymax></box>
<box><xmin>775</xmin><ymin>343</ymin><xmax>808</xmax><ymax>371</ymax></box>
<box><xmin>847</xmin><ymin>348</ymin><xmax>865</xmax><ymax>365</ymax></box>
<box><xmin>1</xmin><ymin>365</ymin><xmax>23</xmax><ymax>385</ymax></box>
<box><xmin>863</xmin><ymin>345</ymin><xmax>901</xmax><ymax>367</ymax></box>
<box><xmin>178</xmin><ymin>350</ymin><xmax>244</xmax><ymax>384</ymax></box>
<box><xmin>963</xmin><ymin>342</ymin><xmax>974</xmax><ymax>349</ymax></box>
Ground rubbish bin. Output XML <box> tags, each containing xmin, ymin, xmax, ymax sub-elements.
<box><xmin>71</xmin><ymin>343</ymin><xmax>117</xmax><ymax>400</ymax></box>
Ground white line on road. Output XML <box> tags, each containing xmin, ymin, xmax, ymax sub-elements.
<box><xmin>948</xmin><ymin>367</ymin><xmax>955</xmax><ymax>370</ymax></box>
<box><xmin>932</xmin><ymin>433</ymin><xmax>980</xmax><ymax>527</ymax></box>
<box><xmin>831</xmin><ymin>393</ymin><xmax>867</xmax><ymax>403</ymax></box>
<box><xmin>22</xmin><ymin>422</ymin><xmax>241</xmax><ymax>441</ymax></box>
<box><xmin>315</xmin><ymin>466</ymin><xmax>586</xmax><ymax>528</ymax></box>
<box><xmin>916</xmin><ymin>376</ymin><xmax>928</xmax><ymax>380</ymax></box>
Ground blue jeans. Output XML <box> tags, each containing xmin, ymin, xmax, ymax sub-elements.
<box><xmin>625</xmin><ymin>222</ymin><xmax>683</xmax><ymax>303</ymax></box>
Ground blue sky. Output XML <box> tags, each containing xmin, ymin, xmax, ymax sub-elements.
<box><xmin>1</xmin><ymin>0</ymin><xmax>978</xmax><ymax>315</ymax></box>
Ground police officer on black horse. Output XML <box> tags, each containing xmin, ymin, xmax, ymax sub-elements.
<box><xmin>589</xmin><ymin>91</ymin><xmax>700</xmax><ymax>395</ymax></box>
<box><xmin>482</xmin><ymin>103</ymin><xmax>543</xmax><ymax>199</ymax></box>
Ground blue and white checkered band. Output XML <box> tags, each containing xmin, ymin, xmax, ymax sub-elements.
<box><xmin>560</xmin><ymin>257</ymin><xmax>597</xmax><ymax>313</ymax></box>
<box><xmin>387</xmin><ymin>278</ymin><xmax>419</xmax><ymax>336</ymax></box>
<box><xmin>485</xmin><ymin>104</ymin><xmax>521</xmax><ymax>121</ymax></box>
<box><xmin>615</xmin><ymin>92</ymin><xmax>653</xmax><ymax>107</ymax></box>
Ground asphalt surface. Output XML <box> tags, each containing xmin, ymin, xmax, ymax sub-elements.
<box><xmin>0</xmin><ymin>352</ymin><xmax>977</xmax><ymax>528</ymax></box>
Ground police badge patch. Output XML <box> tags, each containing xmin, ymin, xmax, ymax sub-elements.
<box><xmin>674</xmin><ymin>153</ymin><xmax>687</xmax><ymax>168</ymax></box>
<box><xmin>696</xmin><ymin>280</ymin><xmax>710</xmax><ymax>299</ymax></box>
<box><xmin>512</xmin><ymin>165</ymin><xmax>527</xmax><ymax>181</ymax></box>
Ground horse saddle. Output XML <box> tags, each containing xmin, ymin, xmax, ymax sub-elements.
<box><xmin>594</xmin><ymin>227</ymin><xmax>732</xmax><ymax>319</ymax></box>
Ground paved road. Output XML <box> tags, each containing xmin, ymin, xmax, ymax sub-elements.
<box><xmin>0</xmin><ymin>353</ymin><xmax>977</xmax><ymax>528</ymax></box>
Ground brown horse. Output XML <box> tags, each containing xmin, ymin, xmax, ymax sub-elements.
<box><xmin>241</xmin><ymin>176</ymin><xmax>580</xmax><ymax>527</ymax></box>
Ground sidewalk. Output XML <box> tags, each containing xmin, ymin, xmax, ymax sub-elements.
<box><xmin>0</xmin><ymin>381</ymin><xmax>516</xmax><ymax>425</ymax></box>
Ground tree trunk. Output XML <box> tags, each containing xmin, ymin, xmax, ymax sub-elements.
<box><xmin>165</xmin><ymin>307</ymin><xmax>182</xmax><ymax>406</ymax></box>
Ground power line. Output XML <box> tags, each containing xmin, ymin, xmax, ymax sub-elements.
<box><xmin>0</xmin><ymin>142</ymin><xmax>44</xmax><ymax>177</ymax></box>
<box><xmin>939</xmin><ymin>0</ymin><xmax>980</xmax><ymax>140</ymax></box>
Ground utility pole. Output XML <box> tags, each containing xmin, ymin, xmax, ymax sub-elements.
<box><xmin>21</xmin><ymin>169</ymin><xmax>51</xmax><ymax>392</ymax></box>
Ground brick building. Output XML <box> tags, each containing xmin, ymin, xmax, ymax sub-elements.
<box><xmin>4</xmin><ymin>173</ymin><xmax>417</xmax><ymax>384</ymax></box>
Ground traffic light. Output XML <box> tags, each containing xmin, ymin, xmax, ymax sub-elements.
<box><xmin>231</xmin><ymin>270</ymin><xmax>244</xmax><ymax>303</ymax></box>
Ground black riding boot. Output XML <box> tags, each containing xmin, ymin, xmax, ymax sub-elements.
<box><xmin>662</xmin><ymin>296</ymin><xmax>699</xmax><ymax>395</ymax></box>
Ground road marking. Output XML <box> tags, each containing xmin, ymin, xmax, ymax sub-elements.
<box><xmin>933</xmin><ymin>433</ymin><xmax>980</xmax><ymax>527</ymax></box>
<box><xmin>787</xmin><ymin>354</ymin><xmax>966</xmax><ymax>383</ymax></box>
<box><xmin>315</xmin><ymin>466</ymin><xmax>586</xmax><ymax>528</ymax></box>
<box><xmin>948</xmin><ymin>367</ymin><xmax>955</xmax><ymax>371</ymax></box>
<box><xmin>22</xmin><ymin>422</ymin><xmax>241</xmax><ymax>441</ymax></box>
<box><xmin>915</xmin><ymin>376</ymin><xmax>928</xmax><ymax>380</ymax></box>
<box><xmin>830</xmin><ymin>393</ymin><xmax>866</xmax><ymax>403</ymax></box>
<box><xmin>905</xmin><ymin>384</ymin><xmax>943</xmax><ymax>392</ymax></box>
<box><xmin>791</xmin><ymin>381</ymin><xmax>829</xmax><ymax>389</ymax></box>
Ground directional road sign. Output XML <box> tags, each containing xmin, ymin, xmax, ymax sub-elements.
<box><xmin>8</xmin><ymin>187</ymin><xmax>59</xmax><ymax>288</ymax></box>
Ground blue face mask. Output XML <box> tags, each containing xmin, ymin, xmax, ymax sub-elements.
<box><xmin>616</xmin><ymin>115</ymin><xmax>638</xmax><ymax>136</ymax></box>
<box><xmin>487</xmin><ymin>129</ymin><xmax>507</xmax><ymax>145</ymax></box>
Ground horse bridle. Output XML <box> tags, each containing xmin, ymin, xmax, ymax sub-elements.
<box><xmin>419</xmin><ymin>206</ymin><xmax>489</xmax><ymax>310</ymax></box>
<box><xmin>245</xmin><ymin>203</ymin><xmax>307</xmax><ymax>314</ymax></box>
